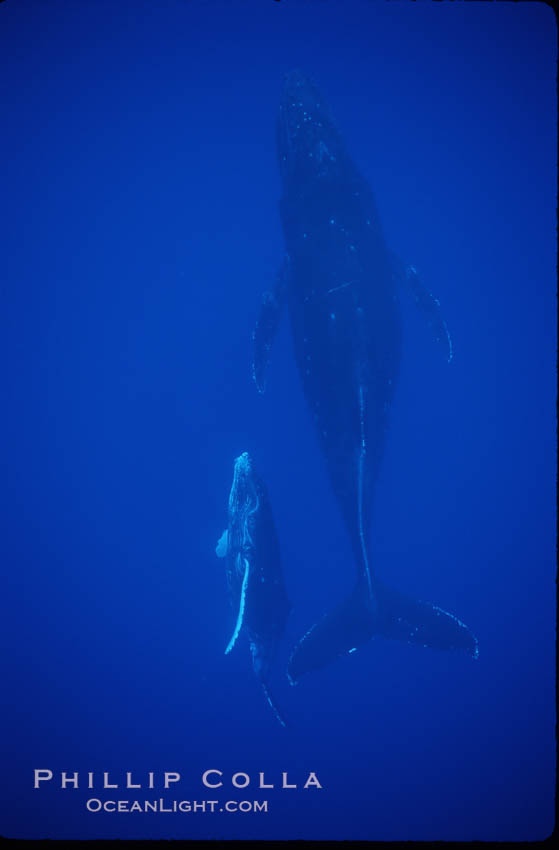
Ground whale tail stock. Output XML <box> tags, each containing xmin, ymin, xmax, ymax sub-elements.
<box><xmin>287</xmin><ymin>581</ymin><xmax>478</xmax><ymax>685</ymax></box>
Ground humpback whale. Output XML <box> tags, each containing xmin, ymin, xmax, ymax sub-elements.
<box><xmin>252</xmin><ymin>71</ymin><xmax>477</xmax><ymax>684</ymax></box>
<box><xmin>216</xmin><ymin>452</ymin><xmax>290</xmax><ymax>725</ymax></box>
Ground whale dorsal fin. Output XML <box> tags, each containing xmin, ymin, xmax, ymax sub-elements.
<box><xmin>391</xmin><ymin>253</ymin><xmax>453</xmax><ymax>363</ymax></box>
<box><xmin>251</xmin><ymin>256</ymin><xmax>290</xmax><ymax>393</ymax></box>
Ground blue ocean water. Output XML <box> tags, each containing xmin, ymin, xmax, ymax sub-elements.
<box><xmin>2</xmin><ymin>0</ymin><xmax>556</xmax><ymax>841</ymax></box>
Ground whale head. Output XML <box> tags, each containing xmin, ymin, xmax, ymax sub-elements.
<box><xmin>226</xmin><ymin>452</ymin><xmax>260</xmax><ymax>555</ymax></box>
<box><xmin>277</xmin><ymin>70</ymin><xmax>346</xmax><ymax>191</ymax></box>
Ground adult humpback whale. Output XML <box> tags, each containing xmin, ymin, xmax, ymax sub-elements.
<box><xmin>216</xmin><ymin>452</ymin><xmax>290</xmax><ymax>725</ymax></box>
<box><xmin>253</xmin><ymin>71</ymin><xmax>477</xmax><ymax>684</ymax></box>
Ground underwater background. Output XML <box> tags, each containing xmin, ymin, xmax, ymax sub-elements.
<box><xmin>2</xmin><ymin>0</ymin><xmax>556</xmax><ymax>841</ymax></box>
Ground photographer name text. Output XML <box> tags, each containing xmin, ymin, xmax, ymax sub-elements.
<box><xmin>33</xmin><ymin>769</ymin><xmax>322</xmax><ymax>791</ymax></box>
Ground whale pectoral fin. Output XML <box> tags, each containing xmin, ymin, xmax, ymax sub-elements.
<box><xmin>375</xmin><ymin>582</ymin><xmax>478</xmax><ymax>657</ymax></box>
<box><xmin>391</xmin><ymin>253</ymin><xmax>452</xmax><ymax>363</ymax></box>
<box><xmin>404</xmin><ymin>265</ymin><xmax>453</xmax><ymax>363</ymax></box>
<box><xmin>287</xmin><ymin>589</ymin><xmax>376</xmax><ymax>685</ymax></box>
<box><xmin>251</xmin><ymin>257</ymin><xmax>289</xmax><ymax>393</ymax></box>
<box><xmin>225</xmin><ymin>557</ymin><xmax>250</xmax><ymax>655</ymax></box>
<box><xmin>215</xmin><ymin>529</ymin><xmax>228</xmax><ymax>558</ymax></box>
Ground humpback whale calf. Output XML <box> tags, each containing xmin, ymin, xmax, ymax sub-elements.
<box><xmin>252</xmin><ymin>71</ymin><xmax>477</xmax><ymax>684</ymax></box>
<box><xmin>216</xmin><ymin>452</ymin><xmax>290</xmax><ymax>725</ymax></box>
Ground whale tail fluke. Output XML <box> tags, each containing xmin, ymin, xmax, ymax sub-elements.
<box><xmin>287</xmin><ymin>583</ymin><xmax>478</xmax><ymax>684</ymax></box>
<box><xmin>374</xmin><ymin>582</ymin><xmax>479</xmax><ymax>657</ymax></box>
<box><xmin>261</xmin><ymin>682</ymin><xmax>288</xmax><ymax>728</ymax></box>
<box><xmin>287</xmin><ymin>588</ymin><xmax>376</xmax><ymax>684</ymax></box>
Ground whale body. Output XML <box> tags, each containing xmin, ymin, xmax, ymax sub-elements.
<box><xmin>253</xmin><ymin>71</ymin><xmax>477</xmax><ymax>683</ymax></box>
<box><xmin>217</xmin><ymin>452</ymin><xmax>290</xmax><ymax>723</ymax></box>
